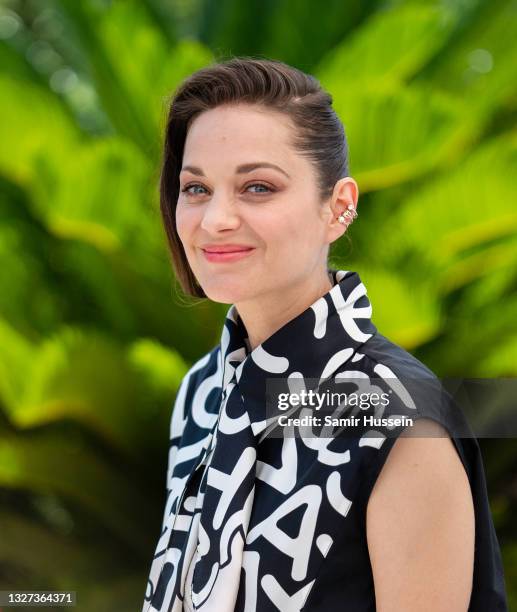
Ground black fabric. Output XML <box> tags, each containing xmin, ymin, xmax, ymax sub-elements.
<box><xmin>142</xmin><ymin>269</ymin><xmax>508</xmax><ymax>611</ymax></box>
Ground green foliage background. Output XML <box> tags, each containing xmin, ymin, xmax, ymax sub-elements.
<box><xmin>0</xmin><ymin>0</ymin><xmax>516</xmax><ymax>608</ymax></box>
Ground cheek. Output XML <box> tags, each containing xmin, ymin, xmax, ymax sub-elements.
<box><xmin>250</xmin><ymin>210</ymin><xmax>291</xmax><ymax>251</ymax></box>
<box><xmin>175</xmin><ymin>204</ymin><xmax>197</xmax><ymax>243</ymax></box>
<box><xmin>250</xmin><ymin>206</ymin><xmax>318</xmax><ymax>256</ymax></box>
<box><xmin>265</xmin><ymin>194</ymin><xmax>323</xmax><ymax>248</ymax></box>
<box><xmin>288</xmin><ymin>216</ymin><xmax>321</xmax><ymax>248</ymax></box>
<box><xmin>249</xmin><ymin>213</ymin><xmax>304</xmax><ymax>269</ymax></box>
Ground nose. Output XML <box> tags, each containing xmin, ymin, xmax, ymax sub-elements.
<box><xmin>200</xmin><ymin>191</ymin><xmax>241</xmax><ymax>233</ymax></box>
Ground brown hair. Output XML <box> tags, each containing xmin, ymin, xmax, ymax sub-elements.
<box><xmin>159</xmin><ymin>56</ymin><xmax>349</xmax><ymax>298</ymax></box>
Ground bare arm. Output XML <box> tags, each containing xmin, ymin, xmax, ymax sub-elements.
<box><xmin>366</xmin><ymin>418</ymin><xmax>475</xmax><ymax>612</ymax></box>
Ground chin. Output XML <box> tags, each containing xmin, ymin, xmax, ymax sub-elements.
<box><xmin>200</xmin><ymin>280</ymin><xmax>253</xmax><ymax>305</ymax></box>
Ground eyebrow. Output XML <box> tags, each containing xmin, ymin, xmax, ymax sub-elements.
<box><xmin>180</xmin><ymin>162</ymin><xmax>290</xmax><ymax>179</ymax></box>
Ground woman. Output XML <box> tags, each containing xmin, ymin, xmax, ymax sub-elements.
<box><xmin>142</xmin><ymin>58</ymin><xmax>508</xmax><ymax>611</ymax></box>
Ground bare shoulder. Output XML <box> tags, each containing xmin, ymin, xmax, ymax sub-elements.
<box><xmin>366</xmin><ymin>418</ymin><xmax>475</xmax><ymax>612</ymax></box>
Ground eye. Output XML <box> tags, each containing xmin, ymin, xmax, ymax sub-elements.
<box><xmin>181</xmin><ymin>184</ymin><xmax>208</xmax><ymax>196</ymax></box>
<box><xmin>246</xmin><ymin>183</ymin><xmax>274</xmax><ymax>194</ymax></box>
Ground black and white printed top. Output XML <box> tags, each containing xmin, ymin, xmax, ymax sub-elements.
<box><xmin>142</xmin><ymin>269</ymin><xmax>508</xmax><ymax>612</ymax></box>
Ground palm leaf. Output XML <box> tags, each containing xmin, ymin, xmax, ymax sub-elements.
<box><xmin>0</xmin><ymin>427</ymin><xmax>160</xmax><ymax>555</ymax></box>
<box><xmin>316</xmin><ymin>4</ymin><xmax>457</xmax><ymax>86</ymax></box>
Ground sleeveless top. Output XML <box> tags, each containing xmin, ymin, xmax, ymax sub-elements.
<box><xmin>142</xmin><ymin>269</ymin><xmax>508</xmax><ymax>611</ymax></box>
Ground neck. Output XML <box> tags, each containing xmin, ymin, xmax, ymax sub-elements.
<box><xmin>234</xmin><ymin>268</ymin><xmax>334</xmax><ymax>351</ymax></box>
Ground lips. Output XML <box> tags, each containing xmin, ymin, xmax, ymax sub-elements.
<box><xmin>201</xmin><ymin>246</ymin><xmax>256</xmax><ymax>263</ymax></box>
<box><xmin>202</xmin><ymin>245</ymin><xmax>254</xmax><ymax>253</ymax></box>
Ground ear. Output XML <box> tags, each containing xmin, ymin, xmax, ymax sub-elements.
<box><xmin>322</xmin><ymin>177</ymin><xmax>359</xmax><ymax>243</ymax></box>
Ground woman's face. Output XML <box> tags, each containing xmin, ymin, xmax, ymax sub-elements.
<box><xmin>176</xmin><ymin>103</ymin><xmax>349</xmax><ymax>304</ymax></box>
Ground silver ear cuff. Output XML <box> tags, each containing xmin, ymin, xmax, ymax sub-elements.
<box><xmin>338</xmin><ymin>203</ymin><xmax>358</xmax><ymax>225</ymax></box>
